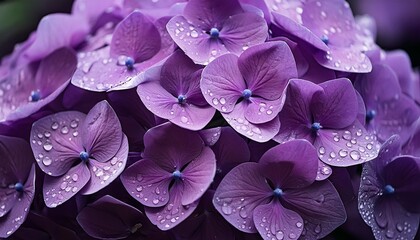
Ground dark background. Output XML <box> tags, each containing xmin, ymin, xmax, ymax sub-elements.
<box><xmin>0</xmin><ymin>0</ymin><xmax>419</xmax><ymax>66</ymax></box>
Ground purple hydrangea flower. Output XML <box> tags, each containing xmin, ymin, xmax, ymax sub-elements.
<box><xmin>30</xmin><ymin>100</ymin><xmax>129</xmax><ymax>208</ymax></box>
<box><xmin>0</xmin><ymin>47</ymin><xmax>77</xmax><ymax>122</ymax></box>
<box><xmin>77</xmin><ymin>195</ymin><xmax>150</xmax><ymax>239</ymax></box>
<box><xmin>271</xmin><ymin>0</ymin><xmax>375</xmax><ymax>73</ymax></box>
<box><xmin>137</xmin><ymin>50</ymin><xmax>215</xmax><ymax>130</ymax></box>
<box><xmin>121</xmin><ymin>123</ymin><xmax>216</xmax><ymax>230</ymax></box>
<box><xmin>213</xmin><ymin>140</ymin><xmax>346</xmax><ymax>240</ymax></box>
<box><xmin>358</xmin><ymin>135</ymin><xmax>420</xmax><ymax>239</ymax></box>
<box><xmin>166</xmin><ymin>0</ymin><xmax>268</xmax><ymax>65</ymax></box>
<box><xmin>274</xmin><ymin>78</ymin><xmax>380</xmax><ymax>167</ymax></box>
<box><xmin>201</xmin><ymin>42</ymin><xmax>298</xmax><ymax>142</ymax></box>
<box><xmin>354</xmin><ymin>64</ymin><xmax>420</xmax><ymax>144</ymax></box>
<box><xmin>71</xmin><ymin>11</ymin><xmax>173</xmax><ymax>92</ymax></box>
<box><xmin>0</xmin><ymin>136</ymin><xmax>36</xmax><ymax>238</ymax></box>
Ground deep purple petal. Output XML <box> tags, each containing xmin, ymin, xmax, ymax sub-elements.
<box><xmin>143</xmin><ymin>123</ymin><xmax>205</xmax><ymax>172</ymax></box>
<box><xmin>110</xmin><ymin>11</ymin><xmax>161</xmax><ymax>63</ymax></box>
<box><xmin>76</xmin><ymin>195</ymin><xmax>147</xmax><ymax>239</ymax></box>
<box><xmin>82</xmin><ymin>100</ymin><xmax>123</xmax><ymax>163</ymax></box>
<box><xmin>213</xmin><ymin>162</ymin><xmax>271</xmax><ymax>233</ymax></box>
<box><xmin>253</xmin><ymin>201</ymin><xmax>303</xmax><ymax>240</ymax></box>
<box><xmin>200</xmin><ymin>54</ymin><xmax>245</xmax><ymax>113</ymax></box>
<box><xmin>315</xmin><ymin>121</ymin><xmax>380</xmax><ymax>167</ymax></box>
<box><xmin>31</xmin><ymin>111</ymin><xmax>86</xmax><ymax>176</ymax></box>
<box><xmin>274</xmin><ymin>79</ymin><xmax>323</xmax><ymax>143</ymax></box>
<box><xmin>183</xmin><ymin>0</ymin><xmax>243</xmax><ymax>28</ymax></box>
<box><xmin>121</xmin><ymin>159</ymin><xmax>171</xmax><ymax>207</ymax></box>
<box><xmin>220</xmin><ymin>13</ymin><xmax>268</xmax><ymax>55</ymax></box>
<box><xmin>222</xmin><ymin>101</ymin><xmax>281</xmax><ymax>142</ymax></box>
<box><xmin>0</xmin><ymin>165</ymin><xmax>35</xmax><ymax>238</ymax></box>
<box><xmin>238</xmin><ymin>42</ymin><xmax>296</xmax><ymax>101</ymax></box>
<box><xmin>145</xmin><ymin>183</ymin><xmax>198</xmax><ymax>230</ymax></box>
<box><xmin>313</xmin><ymin>46</ymin><xmax>372</xmax><ymax>73</ymax></box>
<box><xmin>384</xmin><ymin>156</ymin><xmax>420</xmax><ymax>213</ymax></box>
<box><xmin>80</xmin><ymin>135</ymin><xmax>128</xmax><ymax>195</ymax></box>
<box><xmin>283</xmin><ymin>180</ymin><xmax>346</xmax><ymax>239</ymax></box>
<box><xmin>43</xmin><ymin>163</ymin><xmax>90</xmax><ymax>208</ymax></box>
<box><xmin>181</xmin><ymin>147</ymin><xmax>216</xmax><ymax>205</ymax></box>
<box><xmin>312</xmin><ymin>78</ymin><xmax>358</xmax><ymax>129</ymax></box>
<box><xmin>245</xmin><ymin>97</ymin><xmax>285</xmax><ymax>124</ymax></box>
<box><xmin>259</xmin><ymin>139</ymin><xmax>318</xmax><ymax>188</ymax></box>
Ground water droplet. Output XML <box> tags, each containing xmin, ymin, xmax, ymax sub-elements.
<box><xmin>51</xmin><ymin>122</ymin><xmax>59</xmax><ymax>130</ymax></box>
<box><xmin>43</xmin><ymin>143</ymin><xmax>53</xmax><ymax>151</ymax></box>
<box><xmin>60</xmin><ymin>182</ymin><xmax>67</xmax><ymax>190</ymax></box>
<box><xmin>319</xmin><ymin>147</ymin><xmax>326</xmax><ymax>154</ymax></box>
<box><xmin>350</xmin><ymin>150</ymin><xmax>361</xmax><ymax>160</ymax></box>
<box><xmin>385</xmin><ymin>230</ymin><xmax>394</xmax><ymax>238</ymax></box>
<box><xmin>181</xmin><ymin>116</ymin><xmax>188</xmax><ymax>123</ymax></box>
<box><xmin>42</xmin><ymin>157</ymin><xmax>52</xmax><ymax>166</ymax></box>
<box><xmin>153</xmin><ymin>199</ymin><xmax>159</xmax><ymax>205</ymax></box>
<box><xmin>72</xmin><ymin>187</ymin><xmax>78</xmax><ymax>192</ymax></box>
<box><xmin>276</xmin><ymin>231</ymin><xmax>284</xmax><ymax>240</ymax></box>
<box><xmin>296</xmin><ymin>222</ymin><xmax>302</xmax><ymax>228</ymax></box>
<box><xmin>190</xmin><ymin>30</ymin><xmax>198</xmax><ymax>38</ymax></box>
<box><xmin>70</xmin><ymin>120</ymin><xmax>78</xmax><ymax>128</ymax></box>
<box><xmin>338</xmin><ymin>149</ymin><xmax>348</xmax><ymax>157</ymax></box>
<box><xmin>61</xmin><ymin>126</ymin><xmax>69</xmax><ymax>134</ymax></box>
<box><xmin>72</xmin><ymin>174</ymin><xmax>79</xmax><ymax>181</ymax></box>
<box><xmin>239</xmin><ymin>207</ymin><xmax>247</xmax><ymax>218</ymax></box>
<box><xmin>396</xmin><ymin>223</ymin><xmax>403</xmax><ymax>232</ymax></box>
<box><xmin>289</xmin><ymin>233</ymin><xmax>296</xmax><ymax>239</ymax></box>
<box><xmin>221</xmin><ymin>203</ymin><xmax>232</xmax><ymax>215</ymax></box>
<box><xmin>212</xmin><ymin>98</ymin><xmax>219</xmax><ymax>105</ymax></box>
<box><xmin>314</xmin><ymin>224</ymin><xmax>322</xmax><ymax>233</ymax></box>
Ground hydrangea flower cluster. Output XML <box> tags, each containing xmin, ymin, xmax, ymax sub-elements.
<box><xmin>0</xmin><ymin>0</ymin><xmax>419</xmax><ymax>239</ymax></box>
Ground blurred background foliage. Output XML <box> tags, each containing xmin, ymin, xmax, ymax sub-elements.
<box><xmin>0</xmin><ymin>0</ymin><xmax>419</xmax><ymax>66</ymax></box>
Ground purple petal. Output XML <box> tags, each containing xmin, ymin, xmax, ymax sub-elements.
<box><xmin>121</xmin><ymin>159</ymin><xmax>171</xmax><ymax>207</ymax></box>
<box><xmin>181</xmin><ymin>147</ymin><xmax>216</xmax><ymax>205</ymax></box>
<box><xmin>159</xmin><ymin>50</ymin><xmax>202</xmax><ymax>97</ymax></box>
<box><xmin>72</xmin><ymin>0</ymin><xmax>119</xmax><ymax>25</ymax></box>
<box><xmin>383</xmin><ymin>156</ymin><xmax>420</xmax><ymax>213</ymax></box>
<box><xmin>0</xmin><ymin>189</ymin><xmax>16</xmax><ymax>218</ymax></box>
<box><xmin>24</xmin><ymin>14</ymin><xmax>89</xmax><ymax>61</ymax></box>
<box><xmin>183</xmin><ymin>0</ymin><xmax>243</xmax><ymax>28</ymax></box>
<box><xmin>312</xmin><ymin>78</ymin><xmax>358</xmax><ymax>129</ymax></box>
<box><xmin>80</xmin><ymin>135</ymin><xmax>128</xmax><ymax>195</ymax></box>
<box><xmin>315</xmin><ymin>121</ymin><xmax>380</xmax><ymax>167</ymax></box>
<box><xmin>31</xmin><ymin>111</ymin><xmax>86</xmax><ymax>176</ymax></box>
<box><xmin>0</xmin><ymin>165</ymin><xmax>35</xmax><ymax>238</ymax></box>
<box><xmin>200</xmin><ymin>54</ymin><xmax>245</xmax><ymax>113</ymax></box>
<box><xmin>110</xmin><ymin>11</ymin><xmax>161</xmax><ymax>63</ymax></box>
<box><xmin>259</xmin><ymin>139</ymin><xmax>318</xmax><ymax>188</ymax></box>
<box><xmin>213</xmin><ymin>162</ymin><xmax>272</xmax><ymax>233</ymax></box>
<box><xmin>222</xmin><ymin>101</ymin><xmax>281</xmax><ymax>142</ymax></box>
<box><xmin>274</xmin><ymin>79</ymin><xmax>323</xmax><ymax>143</ymax></box>
<box><xmin>166</xmin><ymin>15</ymin><xmax>231</xmax><ymax>65</ymax></box>
<box><xmin>145</xmin><ymin>183</ymin><xmax>199</xmax><ymax>230</ymax></box>
<box><xmin>220</xmin><ymin>13</ymin><xmax>268</xmax><ymax>55</ymax></box>
<box><xmin>34</xmin><ymin>47</ymin><xmax>77</xmax><ymax>96</ymax></box>
<box><xmin>373</xmin><ymin>197</ymin><xmax>419</xmax><ymax>240</ymax></box>
<box><xmin>313</xmin><ymin>46</ymin><xmax>372</xmax><ymax>73</ymax></box>
<box><xmin>82</xmin><ymin>100</ymin><xmax>123</xmax><ymax>163</ymax></box>
<box><xmin>244</xmin><ymin>97</ymin><xmax>285</xmax><ymax>124</ymax></box>
<box><xmin>238</xmin><ymin>42</ymin><xmax>296</xmax><ymax>101</ymax></box>
<box><xmin>316</xmin><ymin>160</ymin><xmax>332</xmax><ymax>181</ymax></box>
<box><xmin>271</xmin><ymin>12</ymin><xmax>328</xmax><ymax>52</ymax></box>
<box><xmin>283</xmin><ymin>180</ymin><xmax>346</xmax><ymax>239</ymax></box>
<box><xmin>76</xmin><ymin>195</ymin><xmax>147</xmax><ymax>239</ymax></box>
<box><xmin>253</xmin><ymin>201</ymin><xmax>303</xmax><ymax>240</ymax></box>
<box><xmin>143</xmin><ymin>123</ymin><xmax>205</xmax><ymax>172</ymax></box>
<box><xmin>199</xmin><ymin>127</ymin><xmax>222</xmax><ymax>146</ymax></box>
<box><xmin>43</xmin><ymin>163</ymin><xmax>90</xmax><ymax>208</ymax></box>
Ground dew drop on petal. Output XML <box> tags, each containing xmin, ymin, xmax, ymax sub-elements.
<box><xmin>42</xmin><ymin>157</ymin><xmax>52</xmax><ymax>166</ymax></box>
<box><xmin>350</xmin><ymin>150</ymin><xmax>361</xmax><ymax>160</ymax></box>
<box><xmin>43</xmin><ymin>143</ymin><xmax>53</xmax><ymax>151</ymax></box>
<box><xmin>72</xmin><ymin>174</ymin><xmax>79</xmax><ymax>182</ymax></box>
<box><xmin>276</xmin><ymin>231</ymin><xmax>284</xmax><ymax>240</ymax></box>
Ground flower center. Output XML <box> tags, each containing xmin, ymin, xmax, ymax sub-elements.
<box><xmin>242</xmin><ymin>89</ymin><xmax>252</xmax><ymax>99</ymax></box>
<box><xmin>311</xmin><ymin>122</ymin><xmax>322</xmax><ymax>131</ymax></box>
<box><xmin>273</xmin><ymin>188</ymin><xmax>283</xmax><ymax>197</ymax></box>
<box><xmin>383</xmin><ymin>184</ymin><xmax>395</xmax><ymax>195</ymax></box>
<box><xmin>178</xmin><ymin>95</ymin><xmax>187</xmax><ymax>104</ymax></box>
<box><xmin>29</xmin><ymin>90</ymin><xmax>41</xmax><ymax>102</ymax></box>
<box><xmin>14</xmin><ymin>182</ymin><xmax>24</xmax><ymax>192</ymax></box>
<box><xmin>321</xmin><ymin>35</ymin><xmax>329</xmax><ymax>45</ymax></box>
<box><xmin>125</xmin><ymin>57</ymin><xmax>135</xmax><ymax>70</ymax></box>
<box><xmin>366</xmin><ymin>109</ymin><xmax>376</xmax><ymax>123</ymax></box>
<box><xmin>79</xmin><ymin>151</ymin><xmax>90</xmax><ymax>162</ymax></box>
<box><xmin>172</xmin><ymin>170</ymin><xmax>182</xmax><ymax>179</ymax></box>
<box><xmin>209</xmin><ymin>28</ymin><xmax>220</xmax><ymax>38</ymax></box>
